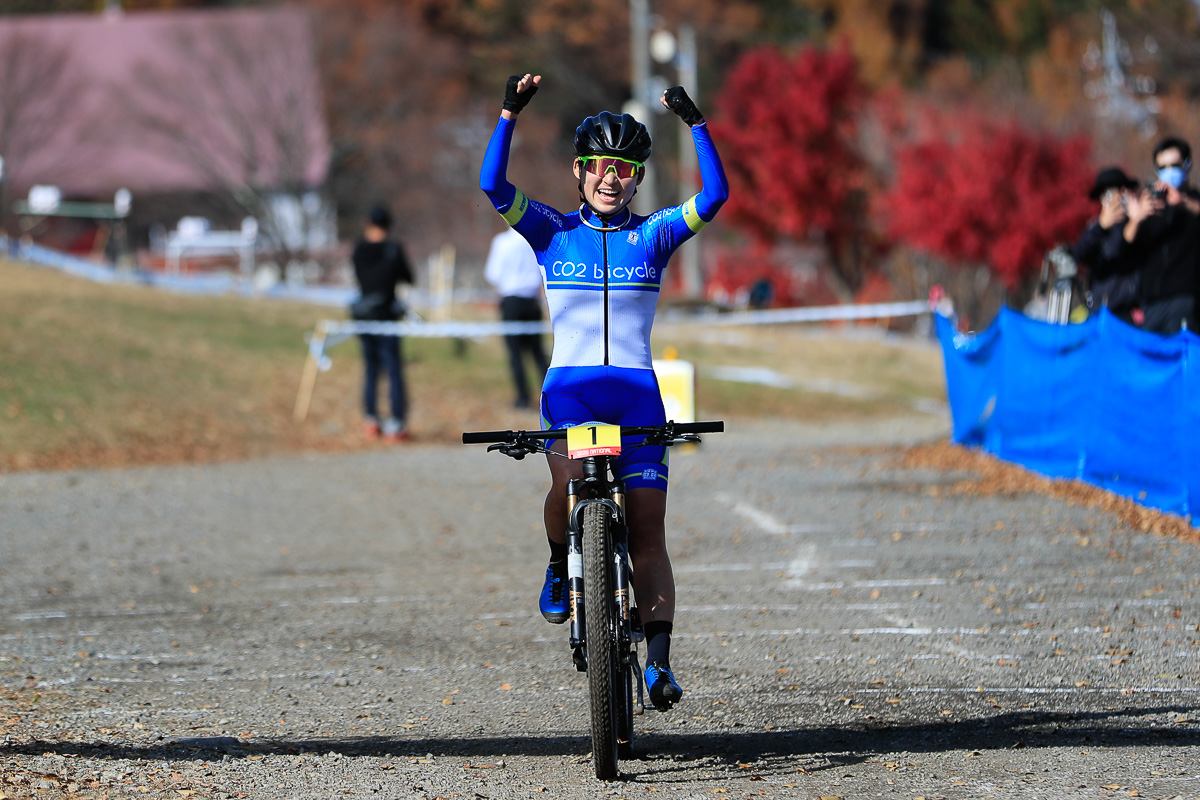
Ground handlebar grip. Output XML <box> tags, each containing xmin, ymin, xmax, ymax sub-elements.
<box><xmin>674</xmin><ymin>421</ymin><xmax>724</xmax><ymax>434</ymax></box>
<box><xmin>462</xmin><ymin>430</ymin><xmax>513</xmax><ymax>444</ymax></box>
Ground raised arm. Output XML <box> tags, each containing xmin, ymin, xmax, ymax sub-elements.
<box><xmin>662</xmin><ymin>86</ymin><xmax>728</xmax><ymax>223</ymax></box>
<box><xmin>480</xmin><ymin>74</ymin><xmax>541</xmax><ymax>210</ymax></box>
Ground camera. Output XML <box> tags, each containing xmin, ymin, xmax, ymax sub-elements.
<box><xmin>1102</xmin><ymin>188</ymin><xmax>1130</xmax><ymax>210</ymax></box>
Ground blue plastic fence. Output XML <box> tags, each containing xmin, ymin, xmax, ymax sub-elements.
<box><xmin>936</xmin><ymin>307</ymin><xmax>1199</xmax><ymax>522</ymax></box>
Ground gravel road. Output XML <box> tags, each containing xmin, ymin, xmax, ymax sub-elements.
<box><xmin>3</xmin><ymin>413</ymin><xmax>1199</xmax><ymax>800</ymax></box>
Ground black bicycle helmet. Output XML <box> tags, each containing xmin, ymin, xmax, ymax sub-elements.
<box><xmin>574</xmin><ymin>111</ymin><xmax>653</xmax><ymax>163</ymax></box>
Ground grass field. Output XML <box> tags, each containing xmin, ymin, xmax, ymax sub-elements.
<box><xmin>0</xmin><ymin>258</ymin><xmax>947</xmax><ymax>473</ymax></box>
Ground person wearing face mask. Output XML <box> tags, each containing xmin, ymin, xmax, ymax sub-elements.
<box><xmin>479</xmin><ymin>73</ymin><xmax>728</xmax><ymax>712</ymax></box>
<box><xmin>1120</xmin><ymin>136</ymin><xmax>1200</xmax><ymax>333</ymax></box>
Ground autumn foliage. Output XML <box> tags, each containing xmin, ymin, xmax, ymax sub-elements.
<box><xmin>881</xmin><ymin>111</ymin><xmax>1095</xmax><ymax>289</ymax></box>
<box><xmin>710</xmin><ymin>44</ymin><xmax>866</xmax><ymax>249</ymax></box>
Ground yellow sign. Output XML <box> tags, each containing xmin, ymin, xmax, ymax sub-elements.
<box><xmin>653</xmin><ymin>358</ymin><xmax>695</xmax><ymax>423</ymax></box>
<box><xmin>567</xmin><ymin>424</ymin><xmax>622</xmax><ymax>459</ymax></box>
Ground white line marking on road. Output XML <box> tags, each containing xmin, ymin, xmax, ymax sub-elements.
<box><xmin>714</xmin><ymin>493</ymin><xmax>834</xmax><ymax>536</ymax></box>
<box><xmin>682</xmin><ymin>625</ymin><xmax>1120</xmax><ymax>639</ymax></box>
<box><xmin>726</xmin><ymin>498</ymin><xmax>790</xmax><ymax>534</ymax></box>
<box><xmin>848</xmin><ymin>686</ymin><xmax>1200</xmax><ymax>696</ymax></box>
<box><xmin>787</xmin><ymin>546</ymin><xmax>819</xmax><ymax>583</ymax></box>
<box><xmin>860</xmin><ymin>578</ymin><xmax>949</xmax><ymax>587</ymax></box>
<box><xmin>10</xmin><ymin>608</ymin><xmax>188</xmax><ymax>620</ymax></box>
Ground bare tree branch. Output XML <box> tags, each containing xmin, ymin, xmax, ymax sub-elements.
<box><xmin>0</xmin><ymin>27</ymin><xmax>88</xmax><ymax>235</ymax></box>
<box><xmin>103</xmin><ymin>9</ymin><xmax>330</xmax><ymax>262</ymax></box>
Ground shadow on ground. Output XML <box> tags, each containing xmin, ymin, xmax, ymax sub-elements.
<box><xmin>6</xmin><ymin>705</ymin><xmax>1199</xmax><ymax>780</ymax></box>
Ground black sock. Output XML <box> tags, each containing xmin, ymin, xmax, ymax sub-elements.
<box><xmin>644</xmin><ymin>621</ymin><xmax>673</xmax><ymax>666</ymax></box>
<box><xmin>548</xmin><ymin>538</ymin><xmax>567</xmax><ymax>565</ymax></box>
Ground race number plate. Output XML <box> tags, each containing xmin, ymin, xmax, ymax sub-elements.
<box><xmin>566</xmin><ymin>424</ymin><xmax>622</xmax><ymax>459</ymax></box>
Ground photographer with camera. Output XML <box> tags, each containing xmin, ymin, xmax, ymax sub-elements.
<box><xmin>1072</xmin><ymin>167</ymin><xmax>1140</xmax><ymax>321</ymax></box>
<box><xmin>1120</xmin><ymin>137</ymin><xmax>1200</xmax><ymax>333</ymax></box>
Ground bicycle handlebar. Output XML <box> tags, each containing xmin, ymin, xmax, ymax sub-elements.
<box><xmin>662</xmin><ymin>420</ymin><xmax>724</xmax><ymax>435</ymax></box>
<box><xmin>461</xmin><ymin>430</ymin><xmax>542</xmax><ymax>444</ymax></box>
<box><xmin>461</xmin><ymin>420</ymin><xmax>723</xmax><ymax>445</ymax></box>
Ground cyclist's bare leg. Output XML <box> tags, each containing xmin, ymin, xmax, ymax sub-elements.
<box><xmin>626</xmin><ymin>487</ymin><xmax>673</xmax><ymax>624</ymax></box>
<box><xmin>537</xmin><ymin>441</ymin><xmax>581</xmax><ymax>623</ymax></box>
<box><xmin>543</xmin><ymin>440</ymin><xmax>581</xmax><ymax>545</ymax></box>
<box><xmin>628</xmin><ymin>486</ymin><xmax>683</xmax><ymax>709</ymax></box>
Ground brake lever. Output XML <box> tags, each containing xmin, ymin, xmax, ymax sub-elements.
<box><xmin>647</xmin><ymin>433</ymin><xmax>701</xmax><ymax>447</ymax></box>
<box><xmin>487</xmin><ymin>440</ymin><xmax>541</xmax><ymax>460</ymax></box>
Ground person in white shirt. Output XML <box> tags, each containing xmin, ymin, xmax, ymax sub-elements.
<box><xmin>484</xmin><ymin>225</ymin><xmax>548</xmax><ymax>408</ymax></box>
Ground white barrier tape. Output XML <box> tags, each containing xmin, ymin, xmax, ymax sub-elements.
<box><xmin>663</xmin><ymin>300</ymin><xmax>930</xmax><ymax>327</ymax></box>
<box><xmin>318</xmin><ymin>319</ymin><xmax>551</xmax><ymax>338</ymax></box>
<box><xmin>315</xmin><ymin>301</ymin><xmax>930</xmax><ymax>340</ymax></box>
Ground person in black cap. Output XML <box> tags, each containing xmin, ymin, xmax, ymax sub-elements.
<box><xmin>350</xmin><ymin>204</ymin><xmax>414</xmax><ymax>441</ymax></box>
<box><xmin>1072</xmin><ymin>166</ymin><xmax>1140</xmax><ymax>321</ymax></box>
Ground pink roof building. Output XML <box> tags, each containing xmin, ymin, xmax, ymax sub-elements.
<box><xmin>0</xmin><ymin>6</ymin><xmax>330</xmax><ymax>198</ymax></box>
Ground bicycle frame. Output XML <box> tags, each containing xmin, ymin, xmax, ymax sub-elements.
<box><xmin>462</xmin><ymin>420</ymin><xmax>723</xmax><ymax>779</ymax></box>
<box><xmin>565</xmin><ymin>455</ymin><xmax>631</xmax><ymax>664</ymax></box>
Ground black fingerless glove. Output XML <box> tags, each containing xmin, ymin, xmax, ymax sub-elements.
<box><xmin>664</xmin><ymin>86</ymin><xmax>704</xmax><ymax>126</ymax></box>
<box><xmin>503</xmin><ymin>74</ymin><xmax>537</xmax><ymax>114</ymax></box>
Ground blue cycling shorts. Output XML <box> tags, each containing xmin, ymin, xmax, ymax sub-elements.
<box><xmin>540</xmin><ymin>365</ymin><xmax>669</xmax><ymax>492</ymax></box>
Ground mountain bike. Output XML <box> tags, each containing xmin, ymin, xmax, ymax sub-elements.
<box><xmin>462</xmin><ymin>420</ymin><xmax>723</xmax><ymax>780</ymax></box>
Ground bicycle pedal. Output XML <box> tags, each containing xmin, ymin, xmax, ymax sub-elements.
<box><xmin>630</xmin><ymin>606</ymin><xmax>644</xmax><ymax>643</ymax></box>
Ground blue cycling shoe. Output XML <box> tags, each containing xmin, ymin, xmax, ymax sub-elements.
<box><xmin>645</xmin><ymin>661</ymin><xmax>683</xmax><ymax>711</ymax></box>
<box><xmin>539</xmin><ymin>562</ymin><xmax>569</xmax><ymax>624</ymax></box>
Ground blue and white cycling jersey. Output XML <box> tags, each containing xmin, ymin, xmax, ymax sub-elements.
<box><xmin>480</xmin><ymin>114</ymin><xmax>728</xmax><ymax>490</ymax></box>
<box><xmin>480</xmin><ymin>116</ymin><xmax>728</xmax><ymax>372</ymax></box>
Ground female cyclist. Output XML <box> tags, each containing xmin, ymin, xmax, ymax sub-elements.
<box><xmin>479</xmin><ymin>73</ymin><xmax>728</xmax><ymax>711</ymax></box>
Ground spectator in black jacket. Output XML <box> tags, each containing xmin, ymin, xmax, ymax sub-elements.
<box><xmin>351</xmin><ymin>205</ymin><xmax>414</xmax><ymax>441</ymax></box>
<box><xmin>1073</xmin><ymin>166</ymin><xmax>1140</xmax><ymax>321</ymax></box>
<box><xmin>1120</xmin><ymin>137</ymin><xmax>1200</xmax><ymax>334</ymax></box>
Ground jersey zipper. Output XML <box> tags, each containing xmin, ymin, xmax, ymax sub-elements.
<box><xmin>601</xmin><ymin>229</ymin><xmax>610</xmax><ymax>366</ymax></box>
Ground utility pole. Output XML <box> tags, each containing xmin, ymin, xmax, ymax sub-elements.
<box><xmin>629</xmin><ymin>0</ymin><xmax>657</xmax><ymax>213</ymax></box>
<box><xmin>0</xmin><ymin>155</ymin><xmax>6</xmax><ymax>253</ymax></box>
<box><xmin>650</xmin><ymin>23</ymin><xmax>703</xmax><ymax>300</ymax></box>
<box><xmin>632</xmin><ymin>5</ymin><xmax>703</xmax><ymax>298</ymax></box>
<box><xmin>676</xmin><ymin>24</ymin><xmax>701</xmax><ymax>299</ymax></box>
<box><xmin>1083</xmin><ymin>9</ymin><xmax>1159</xmax><ymax>150</ymax></box>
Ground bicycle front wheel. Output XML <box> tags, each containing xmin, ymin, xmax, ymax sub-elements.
<box><xmin>583</xmin><ymin>502</ymin><xmax>620</xmax><ymax>780</ymax></box>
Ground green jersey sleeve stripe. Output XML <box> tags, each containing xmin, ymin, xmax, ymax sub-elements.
<box><xmin>682</xmin><ymin>195</ymin><xmax>707</xmax><ymax>233</ymax></box>
<box><xmin>502</xmin><ymin>188</ymin><xmax>530</xmax><ymax>226</ymax></box>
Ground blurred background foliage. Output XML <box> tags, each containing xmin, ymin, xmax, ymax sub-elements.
<box><xmin>1</xmin><ymin>0</ymin><xmax>1198</xmax><ymax>326</ymax></box>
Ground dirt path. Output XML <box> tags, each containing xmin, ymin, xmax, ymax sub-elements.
<box><xmin>2</xmin><ymin>414</ymin><xmax>1198</xmax><ymax>799</ymax></box>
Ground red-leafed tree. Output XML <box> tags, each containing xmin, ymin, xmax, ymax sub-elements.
<box><xmin>709</xmin><ymin>43</ymin><xmax>871</xmax><ymax>300</ymax></box>
<box><xmin>882</xmin><ymin>110</ymin><xmax>1094</xmax><ymax>292</ymax></box>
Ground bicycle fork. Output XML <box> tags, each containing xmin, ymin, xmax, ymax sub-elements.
<box><xmin>565</xmin><ymin>477</ymin><xmax>646</xmax><ymax>713</ymax></box>
<box><xmin>609</xmin><ymin>483</ymin><xmax>646</xmax><ymax>716</ymax></box>
<box><xmin>566</xmin><ymin>478</ymin><xmax>587</xmax><ymax>670</ymax></box>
